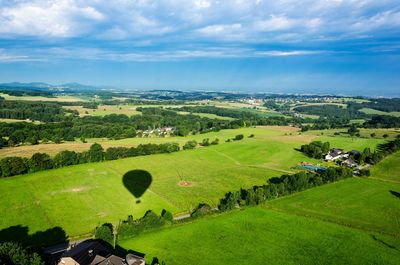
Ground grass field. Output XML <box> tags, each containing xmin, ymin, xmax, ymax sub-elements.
<box><xmin>268</xmin><ymin>177</ymin><xmax>400</xmax><ymax>236</ymax></box>
<box><xmin>0</xmin><ymin>126</ymin><xmax>393</xmax><ymax>239</ymax></box>
<box><xmin>119</xmin><ymin>207</ymin><xmax>400</xmax><ymax>265</ymax></box>
<box><xmin>360</xmin><ymin>107</ymin><xmax>400</xmax><ymax>117</ymax></box>
<box><xmin>1</xmin><ymin>126</ymin><xmax>391</xmax><ymax>158</ymax></box>
<box><xmin>0</xmin><ymin>93</ymin><xmax>85</xmax><ymax>102</ymax></box>
<box><xmin>370</xmin><ymin>151</ymin><xmax>400</xmax><ymax>182</ymax></box>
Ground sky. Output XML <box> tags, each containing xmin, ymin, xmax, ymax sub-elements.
<box><xmin>0</xmin><ymin>0</ymin><xmax>399</xmax><ymax>96</ymax></box>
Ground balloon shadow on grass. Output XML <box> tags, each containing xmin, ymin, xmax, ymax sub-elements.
<box><xmin>123</xmin><ymin>170</ymin><xmax>153</xmax><ymax>204</ymax></box>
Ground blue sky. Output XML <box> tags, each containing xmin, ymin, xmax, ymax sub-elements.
<box><xmin>0</xmin><ymin>0</ymin><xmax>399</xmax><ymax>96</ymax></box>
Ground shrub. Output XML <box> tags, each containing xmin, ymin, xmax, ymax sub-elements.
<box><xmin>191</xmin><ymin>203</ymin><xmax>213</xmax><ymax>218</ymax></box>
<box><xmin>183</xmin><ymin>140</ymin><xmax>197</xmax><ymax>150</ymax></box>
<box><xmin>95</xmin><ymin>224</ymin><xmax>113</xmax><ymax>245</ymax></box>
<box><xmin>211</xmin><ymin>138</ymin><xmax>219</xmax><ymax>145</ymax></box>
<box><xmin>233</xmin><ymin>134</ymin><xmax>244</xmax><ymax>141</ymax></box>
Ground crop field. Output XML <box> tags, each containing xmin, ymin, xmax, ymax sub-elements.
<box><xmin>63</xmin><ymin>105</ymin><xmax>142</xmax><ymax>116</ymax></box>
<box><xmin>119</xmin><ymin>207</ymin><xmax>400</xmax><ymax>265</ymax></box>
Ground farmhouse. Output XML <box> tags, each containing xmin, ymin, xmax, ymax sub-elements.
<box><xmin>57</xmin><ymin>239</ymin><xmax>145</xmax><ymax>265</ymax></box>
<box><xmin>342</xmin><ymin>158</ymin><xmax>358</xmax><ymax>168</ymax></box>
<box><xmin>325</xmin><ymin>148</ymin><xmax>348</xmax><ymax>161</ymax></box>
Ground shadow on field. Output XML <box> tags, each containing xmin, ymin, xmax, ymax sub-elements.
<box><xmin>0</xmin><ymin>225</ymin><xmax>68</xmax><ymax>247</ymax></box>
<box><xmin>123</xmin><ymin>169</ymin><xmax>153</xmax><ymax>203</ymax></box>
<box><xmin>389</xmin><ymin>190</ymin><xmax>400</xmax><ymax>199</ymax></box>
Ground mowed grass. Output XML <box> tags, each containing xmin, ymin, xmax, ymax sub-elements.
<box><xmin>360</xmin><ymin>107</ymin><xmax>400</xmax><ymax>117</ymax></box>
<box><xmin>371</xmin><ymin>151</ymin><xmax>400</xmax><ymax>182</ymax></box>
<box><xmin>120</xmin><ymin>207</ymin><xmax>400</xmax><ymax>265</ymax></box>
<box><xmin>0</xmin><ymin>127</ymin><xmax>313</xmax><ymax>237</ymax></box>
<box><xmin>0</xmin><ymin>126</ymin><xmax>391</xmax><ymax>238</ymax></box>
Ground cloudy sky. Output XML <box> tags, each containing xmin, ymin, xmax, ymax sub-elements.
<box><xmin>0</xmin><ymin>0</ymin><xmax>399</xmax><ymax>95</ymax></box>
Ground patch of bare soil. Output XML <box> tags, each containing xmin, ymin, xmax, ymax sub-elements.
<box><xmin>178</xmin><ymin>181</ymin><xmax>193</xmax><ymax>187</ymax></box>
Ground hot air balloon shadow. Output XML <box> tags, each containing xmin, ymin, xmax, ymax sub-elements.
<box><xmin>123</xmin><ymin>170</ymin><xmax>152</xmax><ymax>204</ymax></box>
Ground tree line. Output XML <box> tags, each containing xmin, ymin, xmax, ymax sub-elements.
<box><xmin>0</xmin><ymin>107</ymin><xmax>264</xmax><ymax>146</ymax></box>
<box><xmin>0</xmin><ymin>142</ymin><xmax>180</xmax><ymax>178</ymax></box>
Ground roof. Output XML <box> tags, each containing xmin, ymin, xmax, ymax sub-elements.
<box><xmin>61</xmin><ymin>240</ymin><xmax>111</xmax><ymax>265</ymax></box>
<box><xmin>91</xmin><ymin>254</ymin><xmax>126</xmax><ymax>265</ymax></box>
<box><xmin>342</xmin><ymin>158</ymin><xmax>357</xmax><ymax>166</ymax></box>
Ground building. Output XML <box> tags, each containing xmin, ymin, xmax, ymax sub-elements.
<box><xmin>325</xmin><ymin>148</ymin><xmax>348</xmax><ymax>161</ymax></box>
<box><xmin>58</xmin><ymin>240</ymin><xmax>145</xmax><ymax>265</ymax></box>
<box><xmin>342</xmin><ymin>158</ymin><xmax>358</xmax><ymax>168</ymax></box>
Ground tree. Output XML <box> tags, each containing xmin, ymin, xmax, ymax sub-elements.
<box><xmin>0</xmin><ymin>157</ymin><xmax>28</xmax><ymax>177</ymax></box>
<box><xmin>161</xmin><ymin>209</ymin><xmax>174</xmax><ymax>223</ymax></box>
<box><xmin>88</xmin><ymin>143</ymin><xmax>104</xmax><ymax>162</ymax></box>
<box><xmin>94</xmin><ymin>224</ymin><xmax>113</xmax><ymax>245</ymax></box>
<box><xmin>53</xmin><ymin>150</ymin><xmax>78</xmax><ymax>167</ymax></box>
<box><xmin>347</xmin><ymin>124</ymin><xmax>360</xmax><ymax>137</ymax></box>
<box><xmin>29</xmin><ymin>153</ymin><xmax>53</xmax><ymax>172</ymax></box>
<box><xmin>0</xmin><ymin>242</ymin><xmax>44</xmax><ymax>265</ymax></box>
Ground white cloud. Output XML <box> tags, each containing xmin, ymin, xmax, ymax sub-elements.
<box><xmin>0</xmin><ymin>0</ymin><xmax>104</xmax><ymax>37</ymax></box>
<box><xmin>0</xmin><ymin>0</ymin><xmax>399</xmax><ymax>47</ymax></box>
<box><xmin>256</xmin><ymin>50</ymin><xmax>325</xmax><ymax>56</ymax></box>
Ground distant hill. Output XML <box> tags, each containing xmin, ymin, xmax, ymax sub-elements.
<box><xmin>0</xmin><ymin>82</ymin><xmax>102</xmax><ymax>92</ymax></box>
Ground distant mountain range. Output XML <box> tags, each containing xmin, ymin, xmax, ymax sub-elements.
<box><xmin>0</xmin><ymin>82</ymin><xmax>101</xmax><ymax>92</ymax></box>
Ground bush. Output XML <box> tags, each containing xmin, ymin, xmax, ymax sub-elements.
<box><xmin>233</xmin><ymin>134</ymin><xmax>244</xmax><ymax>141</ymax></box>
<box><xmin>161</xmin><ymin>209</ymin><xmax>174</xmax><ymax>223</ymax></box>
<box><xmin>248</xmin><ymin>134</ymin><xmax>255</xmax><ymax>138</ymax></box>
<box><xmin>191</xmin><ymin>203</ymin><xmax>213</xmax><ymax>218</ymax></box>
<box><xmin>95</xmin><ymin>224</ymin><xmax>113</xmax><ymax>245</ymax></box>
<box><xmin>211</xmin><ymin>138</ymin><xmax>219</xmax><ymax>145</ymax></box>
<box><xmin>183</xmin><ymin>140</ymin><xmax>197</xmax><ymax>150</ymax></box>
<box><xmin>200</xmin><ymin>138</ymin><xmax>210</xmax><ymax>146</ymax></box>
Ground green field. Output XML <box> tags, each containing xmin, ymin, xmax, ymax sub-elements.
<box><xmin>120</xmin><ymin>207</ymin><xmax>400</xmax><ymax>265</ymax></box>
<box><xmin>269</xmin><ymin>177</ymin><xmax>400</xmax><ymax>236</ymax></box>
<box><xmin>0</xmin><ymin>126</ymin><xmax>394</xmax><ymax>241</ymax></box>
<box><xmin>360</xmin><ymin>107</ymin><xmax>400</xmax><ymax>117</ymax></box>
<box><xmin>0</xmin><ymin>93</ymin><xmax>85</xmax><ymax>102</ymax></box>
<box><xmin>371</xmin><ymin>151</ymin><xmax>400</xmax><ymax>182</ymax></box>
<box><xmin>117</xmin><ymin>149</ymin><xmax>400</xmax><ymax>265</ymax></box>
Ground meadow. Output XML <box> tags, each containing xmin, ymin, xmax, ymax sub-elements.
<box><xmin>0</xmin><ymin>126</ymin><xmax>396</xmax><ymax>241</ymax></box>
<box><xmin>119</xmin><ymin>207</ymin><xmax>400</xmax><ymax>265</ymax></box>
<box><xmin>0</xmin><ymin>93</ymin><xmax>85</xmax><ymax>102</ymax></box>
<box><xmin>359</xmin><ymin>107</ymin><xmax>400</xmax><ymax>117</ymax></box>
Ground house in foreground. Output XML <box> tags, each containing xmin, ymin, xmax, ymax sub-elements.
<box><xmin>58</xmin><ymin>239</ymin><xmax>145</xmax><ymax>265</ymax></box>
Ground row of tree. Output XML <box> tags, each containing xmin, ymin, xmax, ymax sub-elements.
<box><xmin>0</xmin><ymin>142</ymin><xmax>180</xmax><ymax>178</ymax></box>
<box><xmin>218</xmin><ymin>167</ymin><xmax>353</xmax><ymax>211</ymax></box>
<box><xmin>300</xmin><ymin>141</ymin><xmax>330</xmax><ymax>159</ymax></box>
<box><xmin>0</xmin><ymin>107</ymin><xmax>261</xmax><ymax>146</ymax></box>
